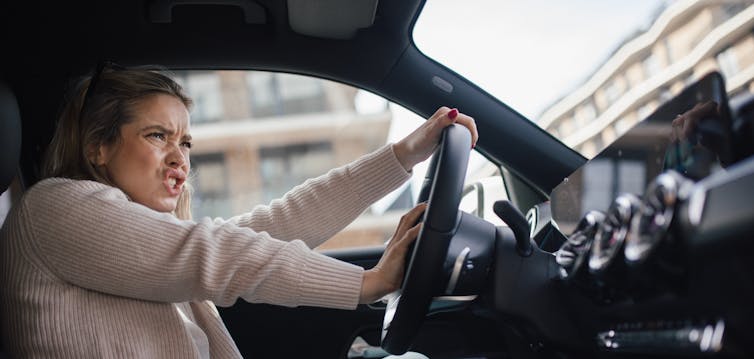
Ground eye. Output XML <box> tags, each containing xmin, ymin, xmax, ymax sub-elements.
<box><xmin>147</xmin><ymin>132</ymin><xmax>166</xmax><ymax>141</ymax></box>
<box><xmin>181</xmin><ymin>141</ymin><xmax>192</xmax><ymax>149</ymax></box>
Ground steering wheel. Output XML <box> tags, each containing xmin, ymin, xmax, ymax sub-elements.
<box><xmin>381</xmin><ymin>124</ymin><xmax>472</xmax><ymax>355</ymax></box>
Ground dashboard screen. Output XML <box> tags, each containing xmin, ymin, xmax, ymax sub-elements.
<box><xmin>550</xmin><ymin>72</ymin><xmax>732</xmax><ymax>234</ymax></box>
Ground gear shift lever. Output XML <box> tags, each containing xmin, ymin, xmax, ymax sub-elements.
<box><xmin>493</xmin><ymin>200</ymin><xmax>533</xmax><ymax>257</ymax></box>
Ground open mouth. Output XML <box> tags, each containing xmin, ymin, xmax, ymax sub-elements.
<box><xmin>164</xmin><ymin>169</ymin><xmax>186</xmax><ymax>195</ymax></box>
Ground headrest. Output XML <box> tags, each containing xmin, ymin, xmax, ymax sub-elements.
<box><xmin>0</xmin><ymin>80</ymin><xmax>22</xmax><ymax>193</ymax></box>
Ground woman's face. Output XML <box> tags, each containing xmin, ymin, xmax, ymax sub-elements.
<box><xmin>95</xmin><ymin>94</ymin><xmax>192</xmax><ymax>213</ymax></box>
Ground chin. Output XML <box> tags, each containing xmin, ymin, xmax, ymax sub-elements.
<box><xmin>147</xmin><ymin>200</ymin><xmax>178</xmax><ymax>214</ymax></box>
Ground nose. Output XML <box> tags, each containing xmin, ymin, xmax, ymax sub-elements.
<box><xmin>166</xmin><ymin>144</ymin><xmax>187</xmax><ymax>168</ymax></box>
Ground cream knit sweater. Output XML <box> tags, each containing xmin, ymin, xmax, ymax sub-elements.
<box><xmin>0</xmin><ymin>144</ymin><xmax>410</xmax><ymax>358</ymax></box>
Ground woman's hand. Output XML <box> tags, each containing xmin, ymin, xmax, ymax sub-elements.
<box><xmin>671</xmin><ymin>101</ymin><xmax>719</xmax><ymax>142</ymax></box>
<box><xmin>393</xmin><ymin>107</ymin><xmax>479</xmax><ymax>171</ymax></box>
<box><xmin>359</xmin><ymin>202</ymin><xmax>427</xmax><ymax>304</ymax></box>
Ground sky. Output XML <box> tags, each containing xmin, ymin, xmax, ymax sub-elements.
<box><xmin>413</xmin><ymin>0</ymin><xmax>672</xmax><ymax>120</ymax></box>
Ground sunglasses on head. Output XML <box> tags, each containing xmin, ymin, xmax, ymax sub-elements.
<box><xmin>79</xmin><ymin>61</ymin><xmax>126</xmax><ymax>122</ymax></box>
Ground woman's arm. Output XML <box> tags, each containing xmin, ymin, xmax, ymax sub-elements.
<box><xmin>21</xmin><ymin>178</ymin><xmax>363</xmax><ymax>309</ymax></box>
<box><xmin>226</xmin><ymin>144</ymin><xmax>410</xmax><ymax>247</ymax></box>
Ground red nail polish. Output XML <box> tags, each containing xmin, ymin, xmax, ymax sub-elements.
<box><xmin>448</xmin><ymin>108</ymin><xmax>458</xmax><ymax>119</ymax></box>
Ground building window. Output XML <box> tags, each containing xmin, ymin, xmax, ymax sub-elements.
<box><xmin>717</xmin><ymin>46</ymin><xmax>739</xmax><ymax>79</ymax></box>
<box><xmin>259</xmin><ymin>142</ymin><xmax>334</xmax><ymax>202</ymax></box>
<box><xmin>174</xmin><ymin>72</ymin><xmax>224</xmax><ymax>123</ymax></box>
<box><xmin>558</xmin><ymin>117</ymin><xmax>573</xmax><ymax>137</ymax></box>
<box><xmin>576</xmin><ymin>102</ymin><xmax>597</xmax><ymax>125</ymax></box>
<box><xmin>723</xmin><ymin>3</ymin><xmax>747</xmax><ymax>21</ymax></box>
<box><xmin>247</xmin><ymin>72</ymin><xmax>328</xmax><ymax>118</ymax></box>
<box><xmin>658</xmin><ymin>86</ymin><xmax>673</xmax><ymax>104</ymax></box>
<box><xmin>615</xmin><ymin>117</ymin><xmax>632</xmax><ymax>136</ymax></box>
<box><xmin>637</xmin><ymin>102</ymin><xmax>655</xmax><ymax>121</ymax></box>
<box><xmin>192</xmin><ymin>153</ymin><xmax>230</xmax><ymax>218</ymax></box>
<box><xmin>592</xmin><ymin>136</ymin><xmax>604</xmax><ymax>154</ymax></box>
<box><xmin>581</xmin><ymin>158</ymin><xmax>646</xmax><ymax>218</ymax></box>
<box><xmin>663</xmin><ymin>38</ymin><xmax>674</xmax><ymax>63</ymax></box>
<box><xmin>684</xmin><ymin>72</ymin><xmax>697</xmax><ymax>86</ymax></box>
<box><xmin>581</xmin><ymin>159</ymin><xmax>613</xmax><ymax>214</ymax></box>
<box><xmin>604</xmin><ymin>80</ymin><xmax>622</xmax><ymax>106</ymax></box>
<box><xmin>580</xmin><ymin>141</ymin><xmax>597</xmax><ymax>159</ymax></box>
<box><xmin>618</xmin><ymin>160</ymin><xmax>646</xmax><ymax>195</ymax></box>
<box><xmin>601</xmin><ymin>126</ymin><xmax>616</xmax><ymax>146</ymax></box>
<box><xmin>643</xmin><ymin>52</ymin><xmax>662</xmax><ymax>79</ymax></box>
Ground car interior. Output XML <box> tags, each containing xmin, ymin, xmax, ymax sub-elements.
<box><xmin>2</xmin><ymin>0</ymin><xmax>754</xmax><ymax>358</ymax></box>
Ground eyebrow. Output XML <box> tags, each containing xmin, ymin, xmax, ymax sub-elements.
<box><xmin>140</xmin><ymin>125</ymin><xmax>192</xmax><ymax>142</ymax></box>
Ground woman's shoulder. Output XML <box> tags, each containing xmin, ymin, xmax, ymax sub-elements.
<box><xmin>24</xmin><ymin>178</ymin><xmax>128</xmax><ymax>206</ymax></box>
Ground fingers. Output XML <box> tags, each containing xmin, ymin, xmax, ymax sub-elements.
<box><xmin>432</xmin><ymin>106</ymin><xmax>479</xmax><ymax>149</ymax></box>
<box><xmin>676</xmin><ymin>101</ymin><xmax>721</xmax><ymax>139</ymax></box>
<box><xmin>387</xmin><ymin>203</ymin><xmax>426</xmax><ymax>248</ymax></box>
<box><xmin>454</xmin><ymin>113</ymin><xmax>478</xmax><ymax>148</ymax></box>
<box><xmin>361</xmin><ymin>220</ymin><xmax>423</xmax><ymax>302</ymax></box>
<box><xmin>429</xmin><ymin>106</ymin><xmax>452</xmax><ymax>122</ymax></box>
<box><xmin>394</xmin><ymin>106</ymin><xmax>479</xmax><ymax>171</ymax></box>
<box><xmin>400</xmin><ymin>223</ymin><xmax>422</xmax><ymax>244</ymax></box>
<box><xmin>393</xmin><ymin>202</ymin><xmax>427</xmax><ymax>235</ymax></box>
<box><xmin>368</xmin><ymin>205</ymin><xmax>426</xmax><ymax>302</ymax></box>
<box><xmin>382</xmin><ymin>224</ymin><xmax>421</xmax><ymax>264</ymax></box>
<box><xmin>688</xmin><ymin>101</ymin><xmax>718</xmax><ymax>118</ymax></box>
<box><xmin>406</xmin><ymin>201</ymin><xmax>427</xmax><ymax>219</ymax></box>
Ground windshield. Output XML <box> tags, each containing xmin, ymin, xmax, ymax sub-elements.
<box><xmin>414</xmin><ymin>0</ymin><xmax>754</xmax><ymax>158</ymax></box>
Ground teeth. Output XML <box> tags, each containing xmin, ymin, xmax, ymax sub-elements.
<box><xmin>168</xmin><ymin>178</ymin><xmax>177</xmax><ymax>187</ymax></box>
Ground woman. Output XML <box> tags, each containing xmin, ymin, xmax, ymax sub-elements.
<box><xmin>0</xmin><ymin>64</ymin><xmax>477</xmax><ymax>358</ymax></box>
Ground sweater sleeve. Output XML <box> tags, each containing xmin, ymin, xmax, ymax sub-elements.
<box><xmin>226</xmin><ymin>144</ymin><xmax>410</xmax><ymax>247</ymax></box>
<box><xmin>23</xmin><ymin>178</ymin><xmax>363</xmax><ymax>309</ymax></box>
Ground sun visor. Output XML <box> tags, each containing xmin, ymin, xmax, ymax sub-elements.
<box><xmin>288</xmin><ymin>0</ymin><xmax>378</xmax><ymax>39</ymax></box>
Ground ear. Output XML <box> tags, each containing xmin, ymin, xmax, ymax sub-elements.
<box><xmin>87</xmin><ymin>142</ymin><xmax>111</xmax><ymax>166</ymax></box>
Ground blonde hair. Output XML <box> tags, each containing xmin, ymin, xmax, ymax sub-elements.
<box><xmin>43</xmin><ymin>65</ymin><xmax>195</xmax><ymax>220</ymax></box>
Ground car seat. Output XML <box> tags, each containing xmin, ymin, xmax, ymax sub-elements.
<box><xmin>0</xmin><ymin>79</ymin><xmax>21</xmax><ymax>195</ymax></box>
<box><xmin>0</xmin><ymin>79</ymin><xmax>22</xmax><ymax>359</ymax></box>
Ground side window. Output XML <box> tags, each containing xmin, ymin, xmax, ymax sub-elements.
<box><xmin>246</xmin><ymin>72</ymin><xmax>328</xmax><ymax>117</ymax></box>
<box><xmin>192</xmin><ymin>153</ymin><xmax>230</xmax><ymax>219</ymax></box>
<box><xmin>177</xmin><ymin>70</ymin><xmax>505</xmax><ymax>250</ymax></box>
<box><xmin>259</xmin><ymin>142</ymin><xmax>333</xmax><ymax>203</ymax></box>
<box><xmin>174</xmin><ymin>72</ymin><xmax>224</xmax><ymax>123</ymax></box>
<box><xmin>459</xmin><ymin>163</ymin><xmax>507</xmax><ymax>227</ymax></box>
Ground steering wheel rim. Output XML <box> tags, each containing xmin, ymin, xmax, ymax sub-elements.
<box><xmin>381</xmin><ymin>124</ymin><xmax>472</xmax><ymax>355</ymax></box>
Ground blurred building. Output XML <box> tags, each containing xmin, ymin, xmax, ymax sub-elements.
<box><xmin>174</xmin><ymin>71</ymin><xmax>406</xmax><ymax>250</ymax></box>
<box><xmin>538</xmin><ymin>0</ymin><xmax>754</xmax><ymax>158</ymax></box>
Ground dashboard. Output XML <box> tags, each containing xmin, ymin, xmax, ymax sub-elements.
<box><xmin>494</xmin><ymin>72</ymin><xmax>754</xmax><ymax>358</ymax></box>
